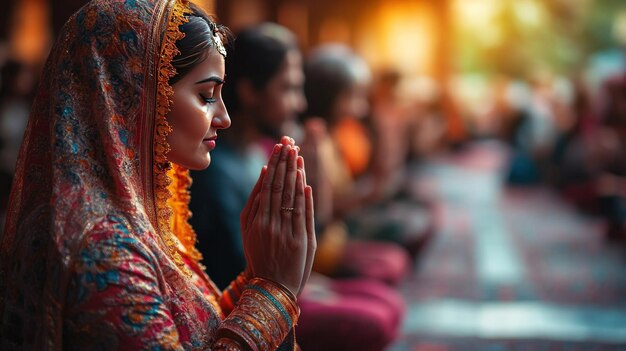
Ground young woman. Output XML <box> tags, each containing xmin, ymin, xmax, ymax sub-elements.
<box><xmin>0</xmin><ymin>1</ymin><xmax>315</xmax><ymax>350</ymax></box>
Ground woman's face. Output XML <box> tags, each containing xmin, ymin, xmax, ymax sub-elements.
<box><xmin>251</xmin><ymin>50</ymin><xmax>307</xmax><ymax>136</ymax></box>
<box><xmin>167</xmin><ymin>47</ymin><xmax>230</xmax><ymax>170</ymax></box>
<box><xmin>333</xmin><ymin>79</ymin><xmax>370</xmax><ymax>120</ymax></box>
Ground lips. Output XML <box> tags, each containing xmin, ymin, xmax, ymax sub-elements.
<box><xmin>202</xmin><ymin>136</ymin><xmax>217</xmax><ymax>149</ymax></box>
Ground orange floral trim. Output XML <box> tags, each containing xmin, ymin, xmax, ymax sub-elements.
<box><xmin>154</xmin><ymin>0</ymin><xmax>192</xmax><ymax>276</ymax></box>
<box><xmin>167</xmin><ymin>163</ymin><xmax>203</xmax><ymax>263</ymax></box>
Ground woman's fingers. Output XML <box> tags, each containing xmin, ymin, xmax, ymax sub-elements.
<box><xmin>241</xmin><ymin>166</ymin><xmax>266</xmax><ymax>231</ymax></box>
<box><xmin>292</xmin><ymin>169</ymin><xmax>306</xmax><ymax>236</ymax></box>
<box><xmin>292</xmin><ymin>169</ymin><xmax>308</xmax><ymax>295</ymax></box>
<box><xmin>270</xmin><ymin>144</ymin><xmax>291</xmax><ymax>229</ymax></box>
<box><xmin>296</xmin><ymin>152</ymin><xmax>313</xmax><ymax>295</ymax></box>
<box><xmin>280</xmin><ymin>147</ymin><xmax>298</xmax><ymax>233</ymax></box>
<box><xmin>297</xmin><ymin>155</ymin><xmax>307</xmax><ymax>187</ymax></box>
<box><xmin>281</xmin><ymin>135</ymin><xmax>296</xmax><ymax>147</ymax></box>
<box><xmin>246</xmin><ymin>192</ymin><xmax>261</xmax><ymax>239</ymax></box>
<box><xmin>300</xmin><ymin>184</ymin><xmax>316</xmax><ymax>295</ymax></box>
<box><xmin>260</xmin><ymin>144</ymin><xmax>283</xmax><ymax>219</ymax></box>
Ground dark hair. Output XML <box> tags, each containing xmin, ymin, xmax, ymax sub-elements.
<box><xmin>303</xmin><ymin>45</ymin><xmax>369</xmax><ymax>123</ymax></box>
<box><xmin>170</xmin><ymin>4</ymin><xmax>232</xmax><ymax>85</ymax></box>
<box><xmin>222</xmin><ymin>23</ymin><xmax>298</xmax><ymax>114</ymax></box>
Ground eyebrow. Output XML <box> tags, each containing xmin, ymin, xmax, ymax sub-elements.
<box><xmin>194</xmin><ymin>76</ymin><xmax>225</xmax><ymax>85</ymax></box>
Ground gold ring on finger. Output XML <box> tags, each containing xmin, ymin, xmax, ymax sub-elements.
<box><xmin>281</xmin><ymin>207</ymin><xmax>294</xmax><ymax>212</ymax></box>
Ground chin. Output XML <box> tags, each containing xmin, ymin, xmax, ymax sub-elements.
<box><xmin>192</xmin><ymin>158</ymin><xmax>211</xmax><ymax>171</ymax></box>
<box><xmin>177</xmin><ymin>155</ymin><xmax>211</xmax><ymax>171</ymax></box>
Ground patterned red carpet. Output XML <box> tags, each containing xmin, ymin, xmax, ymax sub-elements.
<box><xmin>389</xmin><ymin>141</ymin><xmax>626</xmax><ymax>350</ymax></box>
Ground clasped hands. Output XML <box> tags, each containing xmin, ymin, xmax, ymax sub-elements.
<box><xmin>240</xmin><ymin>136</ymin><xmax>316</xmax><ymax>298</ymax></box>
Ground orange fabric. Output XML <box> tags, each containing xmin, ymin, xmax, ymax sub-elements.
<box><xmin>312</xmin><ymin>221</ymin><xmax>349</xmax><ymax>275</ymax></box>
<box><xmin>167</xmin><ymin>163</ymin><xmax>203</xmax><ymax>264</ymax></box>
<box><xmin>332</xmin><ymin>118</ymin><xmax>372</xmax><ymax>178</ymax></box>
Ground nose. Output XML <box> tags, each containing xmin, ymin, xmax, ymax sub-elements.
<box><xmin>212</xmin><ymin>101</ymin><xmax>231</xmax><ymax>129</ymax></box>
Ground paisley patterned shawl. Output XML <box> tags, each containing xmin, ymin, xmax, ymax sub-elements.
<box><xmin>0</xmin><ymin>0</ymin><xmax>224</xmax><ymax>349</ymax></box>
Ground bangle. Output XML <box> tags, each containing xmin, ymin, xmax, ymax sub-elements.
<box><xmin>261</xmin><ymin>277</ymin><xmax>297</xmax><ymax>302</ymax></box>
<box><xmin>214</xmin><ymin>337</ymin><xmax>245</xmax><ymax>351</ymax></box>
<box><xmin>217</xmin><ymin>276</ymin><xmax>300</xmax><ymax>351</ymax></box>
<box><xmin>247</xmin><ymin>277</ymin><xmax>300</xmax><ymax>327</ymax></box>
<box><xmin>249</xmin><ymin>277</ymin><xmax>297</xmax><ymax>303</ymax></box>
<box><xmin>219</xmin><ymin>289</ymin><xmax>285</xmax><ymax>350</ymax></box>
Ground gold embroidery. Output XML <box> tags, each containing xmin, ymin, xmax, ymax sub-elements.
<box><xmin>154</xmin><ymin>0</ymin><xmax>192</xmax><ymax>276</ymax></box>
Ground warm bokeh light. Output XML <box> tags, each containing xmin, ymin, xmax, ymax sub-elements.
<box><xmin>226</xmin><ymin>0</ymin><xmax>267</xmax><ymax>32</ymax></box>
<box><xmin>613</xmin><ymin>10</ymin><xmax>626</xmax><ymax>45</ymax></box>
<box><xmin>318</xmin><ymin>17</ymin><xmax>351</xmax><ymax>45</ymax></box>
<box><xmin>194</xmin><ymin>0</ymin><xmax>215</xmax><ymax>14</ymax></box>
<box><xmin>10</xmin><ymin>0</ymin><xmax>51</xmax><ymax>65</ymax></box>
<box><xmin>454</xmin><ymin>0</ymin><xmax>501</xmax><ymax>29</ymax></box>
<box><xmin>454</xmin><ymin>0</ymin><xmax>502</xmax><ymax>47</ymax></box>
<box><xmin>512</xmin><ymin>0</ymin><xmax>543</xmax><ymax>27</ymax></box>
<box><xmin>357</xmin><ymin>2</ymin><xmax>435</xmax><ymax>75</ymax></box>
<box><xmin>277</xmin><ymin>2</ymin><xmax>309</xmax><ymax>47</ymax></box>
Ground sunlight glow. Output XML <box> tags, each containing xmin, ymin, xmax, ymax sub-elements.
<box><xmin>453</xmin><ymin>0</ymin><xmax>503</xmax><ymax>46</ymax></box>
<box><xmin>513</xmin><ymin>0</ymin><xmax>543</xmax><ymax>27</ymax></box>
<box><xmin>613</xmin><ymin>11</ymin><xmax>626</xmax><ymax>45</ymax></box>
<box><xmin>357</xmin><ymin>2</ymin><xmax>435</xmax><ymax>75</ymax></box>
<box><xmin>454</xmin><ymin>0</ymin><xmax>501</xmax><ymax>29</ymax></box>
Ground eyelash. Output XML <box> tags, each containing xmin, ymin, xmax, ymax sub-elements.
<box><xmin>200</xmin><ymin>94</ymin><xmax>217</xmax><ymax>104</ymax></box>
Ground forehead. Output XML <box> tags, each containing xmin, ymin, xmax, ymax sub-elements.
<box><xmin>184</xmin><ymin>47</ymin><xmax>225</xmax><ymax>81</ymax></box>
<box><xmin>279</xmin><ymin>50</ymin><xmax>304</xmax><ymax>79</ymax></box>
<box><xmin>286</xmin><ymin>50</ymin><xmax>302</xmax><ymax>66</ymax></box>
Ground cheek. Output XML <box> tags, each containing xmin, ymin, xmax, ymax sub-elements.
<box><xmin>275</xmin><ymin>94</ymin><xmax>297</xmax><ymax>121</ymax></box>
<box><xmin>169</xmin><ymin>99</ymin><xmax>209</xmax><ymax>145</ymax></box>
<box><xmin>345</xmin><ymin>93</ymin><xmax>368</xmax><ymax>118</ymax></box>
<box><xmin>279</xmin><ymin>88</ymin><xmax>301</xmax><ymax>111</ymax></box>
<box><xmin>275</xmin><ymin>94</ymin><xmax>290</xmax><ymax>113</ymax></box>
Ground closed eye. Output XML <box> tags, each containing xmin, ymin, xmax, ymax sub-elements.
<box><xmin>199</xmin><ymin>94</ymin><xmax>217</xmax><ymax>104</ymax></box>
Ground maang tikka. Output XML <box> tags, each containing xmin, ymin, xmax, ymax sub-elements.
<box><xmin>213</xmin><ymin>28</ymin><xmax>227</xmax><ymax>57</ymax></box>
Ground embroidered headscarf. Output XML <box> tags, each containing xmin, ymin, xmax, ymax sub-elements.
<box><xmin>0</xmin><ymin>0</ymin><xmax>224</xmax><ymax>347</ymax></box>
